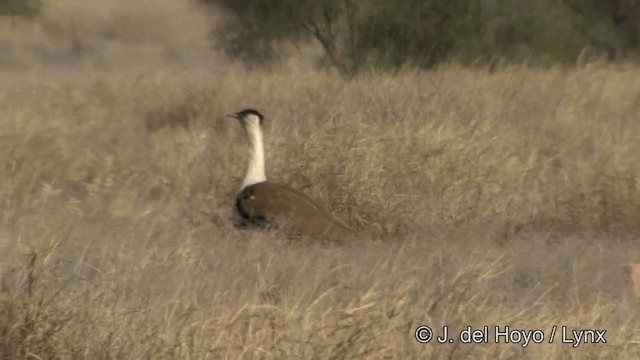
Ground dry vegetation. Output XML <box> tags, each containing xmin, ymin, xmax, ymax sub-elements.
<box><xmin>2</xmin><ymin>1</ymin><xmax>640</xmax><ymax>359</ymax></box>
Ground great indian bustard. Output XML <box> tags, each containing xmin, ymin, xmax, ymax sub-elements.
<box><xmin>228</xmin><ymin>109</ymin><xmax>354</xmax><ymax>241</ymax></box>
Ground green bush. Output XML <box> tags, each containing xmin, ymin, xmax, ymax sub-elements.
<box><xmin>206</xmin><ymin>0</ymin><xmax>635</xmax><ymax>74</ymax></box>
<box><xmin>0</xmin><ymin>0</ymin><xmax>40</xmax><ymax>18</ymax></box>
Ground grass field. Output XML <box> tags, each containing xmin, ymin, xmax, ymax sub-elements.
<box><xmin>2</xmin><ymin>1</ymin><xmax>640</xmax><ymax>358</ymax></box>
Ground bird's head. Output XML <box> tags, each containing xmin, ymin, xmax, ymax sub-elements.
<box><xmin>227</xmin><ymin>109</ymin><xmax>264</xmax><ymax>129</ymax></box>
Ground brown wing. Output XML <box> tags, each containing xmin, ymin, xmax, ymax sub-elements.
<box><xmin>236</xmin><ymin>182</ymin><xmax>354</xmax><ymax>241</ymax></box>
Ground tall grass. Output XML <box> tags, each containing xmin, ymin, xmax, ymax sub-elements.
<box><xmin>1</xmin><ymin>0</ymin><xmax>640</xmax><ymax>358</ymax></box>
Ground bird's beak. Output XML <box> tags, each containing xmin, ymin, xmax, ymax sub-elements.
<box><xmin>226</xmin><ymin>113</ymin><xmax>239</xmax><ymax>119</ymax></box>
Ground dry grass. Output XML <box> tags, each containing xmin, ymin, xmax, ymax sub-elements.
<box><xmin>2</xmin><ymin>1</ymin><xmax>640</xmax><ymax>359</ymax></box>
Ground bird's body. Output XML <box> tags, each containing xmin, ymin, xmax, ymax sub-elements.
<box><xmin>229</xmin><ymin>109</ymin><xmax>354</xmax><ymax>241</ymax></box>
<box><xmin>235</xmin><ymin>181</ymin><xmax>354</xmax><ymax>240</ymax></box>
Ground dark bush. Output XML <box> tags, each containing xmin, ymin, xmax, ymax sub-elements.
<box><xmin>206</xmin><ymin>0</ymin><xmax>637</xmax><ymax>74</ymax></box>
<box><xmin>0</xmin><ymin>0</ymin><xmax>40</xmax><ymax>19</ymax></box>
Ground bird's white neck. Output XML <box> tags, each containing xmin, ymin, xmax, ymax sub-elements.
<box><xmin>241</xmin><ymin>121</ymin><xmax>267</xmax><ymax>189</ymax></box>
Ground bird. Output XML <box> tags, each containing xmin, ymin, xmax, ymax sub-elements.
<box><xmin>228</xmin><ymin>108</ymin><xmax>354</xmax><ymax>241</ymax></box>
